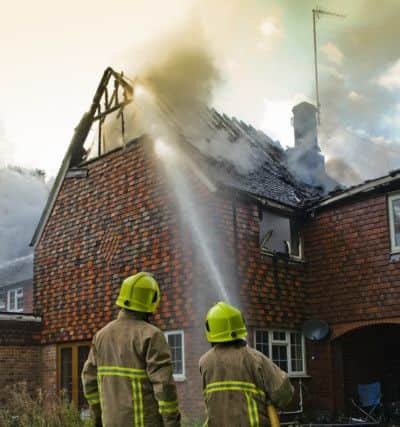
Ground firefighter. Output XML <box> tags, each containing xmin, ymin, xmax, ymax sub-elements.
<box><xmin>199</xmin><ymin>301</ymin><xmax>294</xmax><ymax>427</ymax></box>
<box><xmin>82</xmin><ymin>272</ymin><xmax>181</xmax><ymax>427</ymax></box>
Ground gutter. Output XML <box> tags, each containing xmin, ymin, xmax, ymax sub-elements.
<box><xmin>315</xmin><ymin>172</ymin><xmax>400</xmax><ymax>209</ymax></box>
<box><xmin>0</xmin><ymin>313</ymin><xmax>42</xmax><ymax>322</ymax></box>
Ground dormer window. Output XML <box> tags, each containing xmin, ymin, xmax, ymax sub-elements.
<box><xmin>259</xmin><ymin>208</ymin><xmax>302</xmax><ymax>259</ymax></box>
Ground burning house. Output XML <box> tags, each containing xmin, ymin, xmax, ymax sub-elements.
<box><xmin>1</xmin><ymin>67</ymin><xmax>399</xmax><ymax>423</ymax></box>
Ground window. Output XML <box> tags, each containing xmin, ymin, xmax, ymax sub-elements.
<box><xmin>58</xmin><ymin>343</ymin><xmax>91</xmax><ymax>409</ymax></box>
<box><xmin>254</xmin><ymin>330</ymin><xmax>306</xmax><ymax>376</ymax></box>
<box><xmin>259</xmin><ymin>208</ymin><xmax>302</xmax><ymax>258</ymax></box>
<box><xmin>388</xmin><ymin>193</ymin><xmax>400</xmax><ymax>253</ymax></box>
<box><xmin>7</xmin><ymin>288</ymin><xmax>23</xmax><ymax>312</ymax></box>
<box><xmin>164</xmin><ymin>330</ymin><xmax>185</xmax><ymax>381</ymax></box>
<box><xmin>0</xmin><ymin>291</ymin><xmax>5</xmax><ymax>310</ymax></box>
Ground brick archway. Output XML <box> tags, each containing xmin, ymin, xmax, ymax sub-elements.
<box><xmin>333</xmin><ymin>323</ymin><xmax>400</xmax><ymax>415</ymax></box>
<box><xmin>330</xmin><ymin>317</ymin><xmax>400</xmax><ymax>341</ymax></box>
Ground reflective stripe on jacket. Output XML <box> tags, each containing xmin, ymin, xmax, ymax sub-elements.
<box><xmin>82</xmin><ymin>309</ymin><xmax>181</xmax><ymax>427</ymax></box>
<box><xmin>199</xmin><ymin>341</ymin><xmax>294</xmax><ymax>427</ymax></box>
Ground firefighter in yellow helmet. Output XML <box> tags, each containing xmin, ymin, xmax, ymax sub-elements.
<box><xmin>199</xmin><ymin>302</ymin><xmax>294</xmax><ymax>427</ymax></box>
<box><xmin>82</xmin><ymin>272</ymin><xmax>181</xmax><ymax>427</ymax></box>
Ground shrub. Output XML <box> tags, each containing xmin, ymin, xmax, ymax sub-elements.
<box><xmin>0</xmin><ymin>384</ymin><xmax>92</xmax><ymax>427</ymax></box>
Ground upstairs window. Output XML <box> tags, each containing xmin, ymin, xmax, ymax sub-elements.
<box><xmin>0</xmin><ymin>291</ymin><xmax>5</xmax><ymax>311</ymax></box>
<box><xmin>164</xmin><ymin>330</ymin><xmax>185</xmax><ymax>381</ymax></box>
<box><xmin>254</xmin><ymin>329</ymin><xmax>306</xmax><ymax>376</ymax></box>
<box><xmin>388</xmin><ymin>193</ymin><xmax>400</xmax><ymax>253</ymax></box>
<box><xmin>259</xmin><ymin>208</ymin><xmax>302</xmax><ymax>258</ymax></box>
<box><xmin>7</xmin><ymin>288</ymin><xmax>23</xmax><ymax>312</ymax></box>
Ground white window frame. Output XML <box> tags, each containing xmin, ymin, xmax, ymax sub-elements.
<box><xmin>0</xmin><ymin>291</ymin><xmax>5</xmax><ymax>310</ymax></box>
<box><xmin>164</xmin><ymin>330</ymin><xmax>185</xmax><ymax>382</ymax></box>
<box><xmin>388</xmin><ymin>193</ymin><xmax>400</xmax><ymax>253</ymax></box>
<box><xmin>7</xmin><ymin>288</ymin><xmax>24</xmax><ymax>313</ymax></box>
<box><xmin>253</xmin><ymin>329</ymin><xmax>306</xmax><ymax>377</ymax></box>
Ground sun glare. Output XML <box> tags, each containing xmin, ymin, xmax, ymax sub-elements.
<box><xmin>154</xmin><ymin>139</ymin><xmax>173</xmax><ymax>157</ymax></box>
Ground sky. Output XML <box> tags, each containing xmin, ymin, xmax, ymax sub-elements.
<box><xmin>1</xmin><ymin>0</ymin><xmax>399</xmax><ymax>183</ymax></box>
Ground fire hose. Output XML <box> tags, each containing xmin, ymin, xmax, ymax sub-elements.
<box><xmin>267</xmin><ymin>403</ymin><xmax>281</xmax><ymax>427</ymax></box>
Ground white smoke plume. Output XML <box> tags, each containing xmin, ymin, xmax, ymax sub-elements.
<box><xmin>317</xmin><ymin>0</ymin><xmax>400</xmax><ymax>185</ymax></box>
<box><xmin>0</xmin><ymin>166</ymin><xmax>50</xmax><ymax>271</ymax></box>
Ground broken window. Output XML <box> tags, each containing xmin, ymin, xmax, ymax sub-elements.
<box><xmin>254</xmin><ymin>329</ymin><xmax>306</xmax><ymax>375</ymax></box>
<box><xmin>259</xmin><ymin>208</ymin><xmax>302</xmax><ymax>258</ymax></box>
<box><xmin>7</xmin><ymin>288</ymin><xmax>23</xmax><ymax>312</ymax></box>
<box><xmin>164</xmin><ymin>330</ymin><xmax>185</xmax><ymax>381</ymax></box>
<box><xmin>388</xmin><ymin>193</ymin><xmax>400</xmax><ymax>253</ymax></box>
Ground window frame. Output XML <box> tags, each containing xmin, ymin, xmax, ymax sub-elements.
<box><xmin>57</xmin><ymin>342</ymin><xmax>91</xmax><ymax>409</ymax></box>
<box><xmin>7</xmin><ymin>288</ymin><xmax>23</xmax><ymax>312</ymax></box>
<box><xmin>164</xmin><ymin>329</ymin><xmax>186</xmax><ymax>382</ymax></box>
<box><xmin>388</xmin><ymin>192</ymin><xmax>400</xmax><ymax>253</ymax></box>
<box><xmin>253</xmin><ymin>329</ymin><xmax>306</xmax><ymax>377</ymax></box>
<box><xmin>259</xmin><ymin>208</ymin><xmax>304</xmax><ymax>261</ymax></box>
<box><xmin>0</xmin><ymin>292</ymin><xmax>5</xmax><ymax>310</ymax></box>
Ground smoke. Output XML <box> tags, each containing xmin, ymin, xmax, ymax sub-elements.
<box><xmin>317</xmin><ymin>0</ymin><xmax>400</xmax><ymax>184</ymax></box>
<box><xmin>111</xmin><ymin>19</ymin><xmax>277</xmax><ymax>175</ymax></box>
<box><xmin>0</xmin><ymin>166</ymin><xmax>49</xmax><ymax>269</ymax></box>
<box><xmin>134</xmin><ymin>23</ymin><xmax>220</xmax><ymax>116</ymax></box>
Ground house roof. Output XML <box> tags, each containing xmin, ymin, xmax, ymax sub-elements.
<box><xmin>177</xmin><ymin>108</ymin><xmax>322</xmax><ymax>208</ymax></box>
<box><xmin>30</xmin><ymin>68</ymin><xmax>328</xmax><ymax>246</ymax></box>
<box><xmin>314</xmin><ymin>169</ymin><xmax>400</xmax><ymax>209</ymax></box>
<box><xmin>0</xmin><ymin>254</ymin><xmax>33</xmax><ymax>287</ymax></box>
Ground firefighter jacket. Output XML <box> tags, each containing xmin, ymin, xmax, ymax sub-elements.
<box><xmin>199</xmin><ymin>340</ymin><xmax>294</xmax><ymax>427</ymax></box>
<box><xmin>82</xmin><ymin>309</ymin><xmax>181</xmax><ymax>427</ymax></box>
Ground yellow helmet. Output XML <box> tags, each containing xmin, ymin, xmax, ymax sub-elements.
<box><xmin>116</xmin><ymin>272</ymin><xmax>160</xmax><ymax>313</ymax></box>
<box><xmin>205</xmin><ymin>301</ymin><xmax>247</xmax><ymax>343</ymax></box>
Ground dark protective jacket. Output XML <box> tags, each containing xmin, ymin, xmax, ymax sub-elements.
<box><xmin>199</xmin><ymin>341</ymin><xmax>294</xmax><ymax>427</ymax></box>
<box><xmin>82</xmin><ymin>309</ymin><xmax>181</xmax><ymax>427</ymax></box>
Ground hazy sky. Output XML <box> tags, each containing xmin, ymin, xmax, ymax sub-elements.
<box><xmin>1</xmin><ymin>0</ymin><xmax>399</xmax><ymax>180</ymax></box>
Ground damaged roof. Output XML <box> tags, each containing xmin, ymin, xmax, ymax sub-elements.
<box><xmin>186</xmin><ymin>109</ymin><xmax>323</xmax><ymax>208</ymax></box>
<box><xmin>31</xmin><ymin>68</ymin><xmax>324</xmax><ymax>246</ymax></box>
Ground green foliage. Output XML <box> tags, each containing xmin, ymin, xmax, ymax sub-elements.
<box><xmin>0</xmin><ymin>384</ymin><xmax>93</xmax><ymax>427</ymax></box>
<box><xmin>181</xmin><ymin>417</ymin><xmax>205</xmax><ymax>427</ymax></box>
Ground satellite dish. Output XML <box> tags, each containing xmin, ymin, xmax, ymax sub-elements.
<box><xmin>302</xmin><ymin>319</ymin><xmax>330</xmax><ymax>341</ymax></box>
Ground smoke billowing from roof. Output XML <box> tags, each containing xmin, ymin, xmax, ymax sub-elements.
<box><xmin>119</xmin><ymin>22</ymin><xmax>281</xmax><ymax>175</ymax></box>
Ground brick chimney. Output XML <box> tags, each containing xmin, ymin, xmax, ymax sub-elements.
<box><xmin>286</xmin><ymin>101</ymin><xmax>337</xmax><ymax>191</ymax></box>
<box><xmin>292</xmin><ymin>102</ymin><xmax>319</xmax><ymax>150</ymax></box>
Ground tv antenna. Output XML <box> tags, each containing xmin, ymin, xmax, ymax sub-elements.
<box><xmin>312</xmin><ymin>6</ymin><xmax>345</xmax><ymax>124</ymax></box>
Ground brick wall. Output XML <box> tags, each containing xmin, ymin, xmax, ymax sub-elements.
<box><xmin>41</xmin><ymin>345</ymin><xmax>57</xmax><ymax>398</ymax></box>
<box><xmin>34</xmin><ymin>136</ymin><xmax>310</xmax><ymax>419</ymax></box>
<box><xmin>303</xmin><ymin>189</ymin><xmax>400</xmax><ymax>415</ymax></box>
<box><xmin>234</xmin><ymin>196</ymin><xmax>308</xmax><ymax>329</ymax></box>
<box><xmin>34</xmin><ymin>136</ymin><xmax>193</xmax><ymax>342</ymax></box>
<box><xmin>0</xmin><ymin>319</ymin><xmax>41</xmax><ymax>407</ymax></box>
<box><xmin>305</xmin><ymin>192</ymin><xmax>400</xmax><ymax>326</ymax></box>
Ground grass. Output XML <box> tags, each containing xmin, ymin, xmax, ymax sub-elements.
<box><xmin>0</xmin><ymin>383</ymin><xmax>206</xmax><ymax>427</ymax></box>
<box><xmin>0</xmin><ymin>384</ymin><xmax>93</xmax><ymax>427</ymax></box>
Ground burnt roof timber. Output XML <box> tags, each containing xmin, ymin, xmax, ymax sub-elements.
<box><xmin>30</xmin><ymin>68</ymin><xmax>133</xmax><ymax>247</ymax></box>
